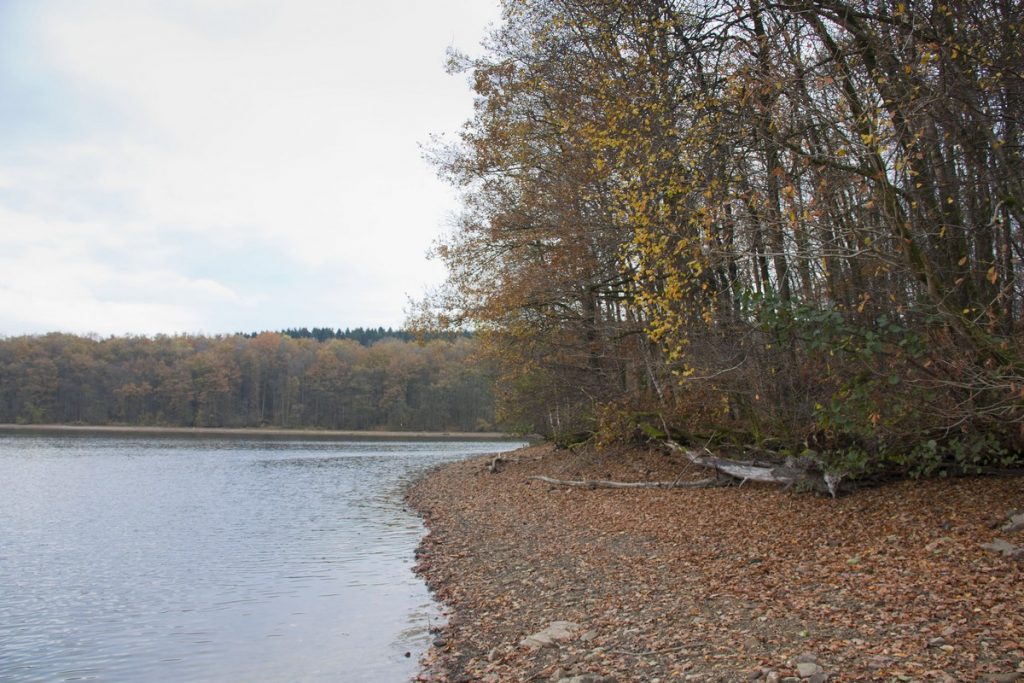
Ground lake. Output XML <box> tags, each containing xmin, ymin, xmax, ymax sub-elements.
<box><xmin>0</xmin><ymin>433</ymin><xmax>525</xmax><ymax>682</ymax></box>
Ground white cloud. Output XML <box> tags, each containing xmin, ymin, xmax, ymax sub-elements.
<box><xmin>0</xmin><ymin>0</ymin><xmax>499</xmax><ymax>335</ymax></box>
<box><xmin>0</xmin><ymin>205</ymin><xmax>248</xmax><ymax>335</ymax></box>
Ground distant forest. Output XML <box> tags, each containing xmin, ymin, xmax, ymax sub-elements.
<box><xmin>0</xmin><ymin>332</ymin><xmax>494</xmax><ymax>432</ymax></box>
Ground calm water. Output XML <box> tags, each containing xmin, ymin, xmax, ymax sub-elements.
<box><xmin>0</xmin><ymin>435</ymin><xmax>524</xmax><ymax>682</ymax></box>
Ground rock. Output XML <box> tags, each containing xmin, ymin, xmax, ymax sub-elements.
<box><xmin>555</xmin><ymin>676</ymin><xmax>616</xmax><ymax>683</ymax></box>
<box><xmin>796</xmin><ymin>662</ymin><xmax>823</xmax><ymax>677</ymax></box>
<box><xmin>867</xmin><ymin>655</ymin><xmax>895</xmax><ymax>669</ymax></box>
<box><xmin>580</xmin><ymin>629</ymin><xmax>599</xmax><ymax>642</ymax></box>
<box><xmin>521</xmin><ymin>621</ymin><xmax>582</xmax><ymax>650</ymax></box>
<box><xmin>808</xmin><ymin>674</ymin><xmax>829</xmax><ymax>683</ymax></box>
<box><xmin>794</xmin><ymin>653</ymin><xmax>819</xmax><ymax>664</ymax></box>
<box><xmin>981</xmin><ymin>674</ymin><xmax>1023</xmax><ymax>683</ymax></box>
<box><xmin>1004</xmin><ymin>513</ymin><xmax>1024</xmax><ymax>534</ymax></box>
<box><xmin>432</xmin><ymin>637</ymin><xmax>447</xmax><ymax>648</ymax></box>
<box><xmin>765</xmin><ymin>672</ymin><xmax>781</xmax><ymax>683</ymax></box>
<box><xmin>980</xmin><ymin>539</ymin><xmax>1024</xmax><ymax>558</ymax></box>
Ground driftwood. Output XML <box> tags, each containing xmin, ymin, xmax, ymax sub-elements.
<box><xmin>663</xmin><ymin>439</ymin><xmax>845</xmax><ymax>497</ymax></box>
<box><xmin>528</xmin><ymin>475</ymin><xmax>728</xmax><ymax>489</ymax></box>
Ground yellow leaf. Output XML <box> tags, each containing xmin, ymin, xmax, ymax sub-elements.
<box><xmin>987</xmin><ymin>266</ymin><xmax>998</xmax><ymax>284</ymax></box>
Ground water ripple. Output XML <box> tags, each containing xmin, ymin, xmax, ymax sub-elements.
<box><xmin>0</xmin><ymin>436</ymin><xmax>524</xmax><ymax>682</ymax></box>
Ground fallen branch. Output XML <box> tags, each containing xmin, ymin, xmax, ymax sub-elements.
<box><xmin>528</xmin><ymin>475</ymin><xmax>727</xmax><ymax>489</ymax></box>
<box><xmin>609</xmin><ymin>644</ymin><xmax>691</xmax><ymax>657</ymax></box>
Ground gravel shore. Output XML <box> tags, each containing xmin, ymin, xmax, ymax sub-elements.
<box><xmin>407</xmin><ymin>444</ymin><xmax>1024</xmax><ymax>682</ymax></box>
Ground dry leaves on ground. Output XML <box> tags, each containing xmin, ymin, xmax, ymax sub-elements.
<box><xmin>407</xmin><ymin>444</ymin><xmax>1024</xmax><ymax>682</ymax></box>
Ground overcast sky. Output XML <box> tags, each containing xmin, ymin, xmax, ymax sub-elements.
<box><xmin>0</xmin><ymin>0</ymin><xmax>500</xmax><ymax>337</ymax></box>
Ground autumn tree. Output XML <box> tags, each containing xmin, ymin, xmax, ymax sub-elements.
<box><xmin>416</xmin><ymin>2</ymin><xmax>671</xmax><ymax>440</ymax></box>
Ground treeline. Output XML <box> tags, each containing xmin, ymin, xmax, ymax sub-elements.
<box><xmin>0</xmin><ymin>333</ymin><xmax>494</xmax><ymax>431</ymax></box>
<box><xmin>244</xmin><ymin>326</ymin><xmax>473</xmax><ymax>346</ymax></box>
<box><xmin>417</xmin><ymin>0</ymin><xmax>1024</xmax><ymax>477</ymax></box>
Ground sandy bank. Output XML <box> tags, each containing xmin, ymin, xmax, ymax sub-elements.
<box><xmin>407</xmin><ymin>443</ymin><xmax>1024</xmax><ymax>682</ymax></box>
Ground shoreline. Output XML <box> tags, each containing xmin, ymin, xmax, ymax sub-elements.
<box><xmin>407</xmin><ymin>444</ymin><xmax>1024</xmax><ymax>682</ymax></box>
<box><xmin>0</xmin><ymin>423</ymin><xmax>522</xmax><ymax>442</ymax></box>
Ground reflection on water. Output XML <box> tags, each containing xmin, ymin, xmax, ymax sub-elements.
<box><xmin>0</xmin><ymin>436</ymin><xmax>524</xmax><ymax>682</ymax></box>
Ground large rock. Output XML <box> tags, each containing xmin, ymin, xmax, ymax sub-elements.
<box><xmin>520</xmin><ymin>621</ymin><xmax>582</xmax><ymax>650</ymax></box>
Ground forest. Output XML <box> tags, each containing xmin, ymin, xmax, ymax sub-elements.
<box><xmin>414</xmin><ymin>0</ymin><xmax>1024</xmax><ymax>480</ymax></box>
<box><xmin>0</xmin><ymin>332</ymin><xmax>494</xmax><ymax>432</ymax></box>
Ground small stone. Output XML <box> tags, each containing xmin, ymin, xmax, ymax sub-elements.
<box><xmin>432</xmin><ymin>637</ymin><xmax>447</xmax><ymax>648</ymax></box>
<box><xmin>748</xmin><ymin>669</ymin><xmax>765</xmax><ymax>680</ymax></box>
<box><xmin>794</xmin><ymin>653</ymin><xmax>819</xmax><ymax>664</ymax></box>
<box><xmin>580</xmin><ymin>629</ymin><xmax>599</xmax><ymax>642</ymax></box>
<box><xmin>796</xmin><ymin>662</ymin><xmax>823</xmax><ymax>677</ymax></box>
<box><xmin>928</xmin><ymin>637</ymin><xmax>947</xmax><ymax>647</ymax></box>
<box><xmin>781</xmin><ymin>678</ymin><xmax>801</xmax><ymax>683</ymax></box>
<box><xmin>982</xmin><ymin>674</ymin><xmax>1024</xmax><ymax>683</ymax></box>
<box><xmin>765</xmin><ymin>672</ymin><xmax>781</xmax><ymax>683</ymax></box>
<box><xmin>744</xmin><ymin>636</ymin><xmax>761</xmax><ymax>650</ymax></box>
<box><xmin>808</xmin><ymin>674</ymin><xmax>830</xmax><ymax>683</ymax></box>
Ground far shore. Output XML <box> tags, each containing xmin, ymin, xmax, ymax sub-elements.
<box><xmin>0</xmin><ymin>423</ymin><xmax>527</xmax><ymax>442</ymax></box>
